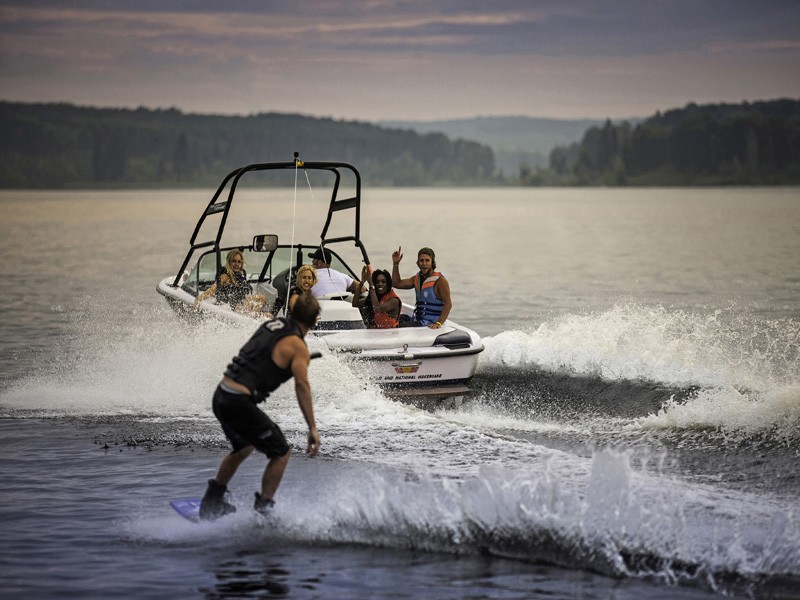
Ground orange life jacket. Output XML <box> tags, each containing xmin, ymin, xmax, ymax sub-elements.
<box><xmin>373</xmin><ymin>290</ymin><xmax>400</xmax><ymax>329</ymax></box>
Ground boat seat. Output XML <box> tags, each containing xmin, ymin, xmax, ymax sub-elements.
<box><xmin>270</xmin><ymin>267</ymin><xmax>297</xmax><ymax>314</ymax></box>
<box><xmin>317</xmin><ymin>299</ymin><xmax>365</xmax><ymax>330</ymax></box>
<box><xmin>432</xmin><ymin>329</ymin><xmax>472</xmax><ymax>349</ymax></box>
<box><xmin>252</xmin><ymin>281</ymin><xmax>278</xmax><ymax>306</ymax></box>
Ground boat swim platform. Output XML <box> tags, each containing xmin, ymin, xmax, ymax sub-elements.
<box><xmin>382</xmin><ymin>384</ymin><xmax>470</xmax><ymax>409</ymax></box>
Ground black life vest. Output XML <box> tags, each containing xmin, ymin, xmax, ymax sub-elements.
<box><xmin>223</xmin><ymin>318</ymin><xmax>304</xmax><ymax>402</ymax></box>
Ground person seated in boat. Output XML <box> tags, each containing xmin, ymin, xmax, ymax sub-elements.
<box><xmin>352</xmin><ymin>266</ymin><xmax>401</xmax><ymax>328</ymax></box>
<box><xmin>391</xmin><ymin>246</ymin><xmax>451</xmax><ymax>329</ymax></box>
<box><xmin>288</xmin><ymin>264</ymin><xmax>317</xmax><ymax>316</ymax></box>
<box><xmin>194</xmin><ymin>249</ymin><xmax>267</xmax><ymax>313</ymax></box>
<box><xmin>308</xmin><ymin>247</ymin><xmax>360</xmax><ymax>298</ymax></box>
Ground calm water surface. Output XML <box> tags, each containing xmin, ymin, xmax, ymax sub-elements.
<box><xmin>1</xmin><ymin>187</ymin><xmax>799</xmax><ymax>599</ymax></box>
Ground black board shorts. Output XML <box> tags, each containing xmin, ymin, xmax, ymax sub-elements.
<box><xmin>212</xmin><ymin>385</ymin><xmax>290</xmax><ymax>458</ymax></box>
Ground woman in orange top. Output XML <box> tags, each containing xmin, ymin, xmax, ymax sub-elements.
<box><xmin>352</xmin><ymin>266</ymin><xmax>401</xmax><ymax>328</ymax></box>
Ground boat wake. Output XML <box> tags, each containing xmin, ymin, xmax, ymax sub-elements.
<box><xmin>476</xmin><ymin>303</ymin><xmax>800</xmax><ymax>442</ymax></box>
<box><xmin>3</xmin><ymin>299</ymin><xmax>799</xmax><ymax>595</ymax></box>
<box><xmin>125</xmin><ymin>445</ymin><xmax>800</xmax><ymax>597</ymax></box>
<box><xmin>2</xmin><ymin>300</ymin><xmax>798</xmax><ymax>446</ymax></box>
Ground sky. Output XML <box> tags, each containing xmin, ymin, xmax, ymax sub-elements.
<box><xmin>1</xmin><ymin>0</ymin><xmax>799</xmax><ymax>122</ymax></box>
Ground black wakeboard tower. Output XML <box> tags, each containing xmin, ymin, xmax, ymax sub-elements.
<box><xmin>171</xmin><ymin>152</ymin><xmax>370</xmax><ymax>288</ymax></box>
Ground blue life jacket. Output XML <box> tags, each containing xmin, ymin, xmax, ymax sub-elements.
<box><xmin>413</xmin><ymin>271</ymin><xmax>445</xmax><ymax>326</ymax></box>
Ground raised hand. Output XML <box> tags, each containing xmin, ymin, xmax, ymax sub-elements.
<box><xmin>392</xmin><ymin>246</ymin><xmax>403</xmax><ymax>264</ymax></box>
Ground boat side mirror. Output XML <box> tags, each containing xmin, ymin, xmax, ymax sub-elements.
<box><xmin>252</xmin><ymin>234</ymin><xmax>278</xmax><ymax>252</ymax></box>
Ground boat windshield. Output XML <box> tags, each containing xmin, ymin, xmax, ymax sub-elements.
<box><xmin>182</xmin><ymin>245</ymin><xmax>357</xmax><ymax>295</ymax></box>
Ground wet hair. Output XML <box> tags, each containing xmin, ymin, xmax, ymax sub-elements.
<box><xmin>295</xmin><ymin>264</ymin><xmax>318</xmax><ymax>287</ymax></box>
<box><xmin>417</xmin><ymin>247</ymin><xmax>436</xmax><ymax>270</ymax></box>
<box><xmin>291</xmin><ymin>292</ymin><xmax>321</xmax><ymax>328</ymax></box>
<box><xmin>371</xmin><ymin>269</ymin><xmax>393</xmax><ymax>297</ymax></box>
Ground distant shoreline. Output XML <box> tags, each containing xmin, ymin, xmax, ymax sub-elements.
<box><xmin>2</xmin><ymin>99</ymin><xmax>799</xmax><ymax>188</ymax></box>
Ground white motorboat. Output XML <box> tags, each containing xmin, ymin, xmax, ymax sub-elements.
<box><xmin>157</xmin><ymin>155</ymin><xmax>483</xmax><ymax>403</ymax></box>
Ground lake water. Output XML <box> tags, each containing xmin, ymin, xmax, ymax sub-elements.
<box><xmin>1</xmin><ymin>187</ymin><xmax>799</xmax><ymax>599</ymax></box>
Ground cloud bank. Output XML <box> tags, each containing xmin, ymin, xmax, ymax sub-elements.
<box><xmin>1</xmin><ymin>1</ymin><xmax>799</xmax><ymax>120</ymax></box>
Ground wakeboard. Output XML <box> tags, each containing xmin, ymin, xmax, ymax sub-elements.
<box><xmin>170</xmin><ymin>497</ymin><xmax>202</xmax><ymax>522</ymax></box>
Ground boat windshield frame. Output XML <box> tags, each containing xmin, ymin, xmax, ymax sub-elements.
<box><xmin>170</xmin><ymin>157</ymin><xmax>370</xmax><ymax>287</ymax></box>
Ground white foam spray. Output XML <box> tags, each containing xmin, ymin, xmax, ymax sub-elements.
<box><xmin>479</xmin><ymin>303</ymin><xmax>800</xmax><ymax>438</ymax></box>
<box><xmin>126</xmin><ymin>446</ymin><xmax>800</xmax><ymax>586</ymax></box>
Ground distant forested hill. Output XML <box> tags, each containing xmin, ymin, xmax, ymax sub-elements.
<box><xmin>381</xmin><ymin>116</ymin><xmax>604</xmax><ymax>174</ymax></box>
<box><xmin>0</xmin><ymin>102</ymin><xmax>496</xmax><ymax>188</ymax></box>
<box><xmin>5</xmin><ymin>100</ymin><xmax>797</xmax><ymax>189</ymax></box>
<box><xmin>525</xmin><ymin>99</ymin><xmax>800</xmax><ymax>186</ymax></box>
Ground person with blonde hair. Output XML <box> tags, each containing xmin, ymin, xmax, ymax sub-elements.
<box><xmin>288</xmin><ymin>264</ymin><xmax>317</xmax><ymax>315</ymax></box>
<box><xmin>194</xmin><ymin>249</ymin><xmax>266</xmax><ymax>313</ymax></box>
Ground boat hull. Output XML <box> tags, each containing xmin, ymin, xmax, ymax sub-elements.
<box><xmin>157</xmin><ymin>277</ymin><xmax>483</xmax><ymax>399</ymax></box>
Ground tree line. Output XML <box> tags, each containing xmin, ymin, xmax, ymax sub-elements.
<box><xmin>0</xmin><ymin>102</ymin><xmax>497</xmax><ymax>188</ymax></box>
<box><xmin>521</xmin><ymin>99</ymin><xmax>800</xmax><ymax>186</ymax></box>
<box><xmin>3</xmin><ymin>99</ymin><xmax>799</xmax><ymax>188</ymax></box>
